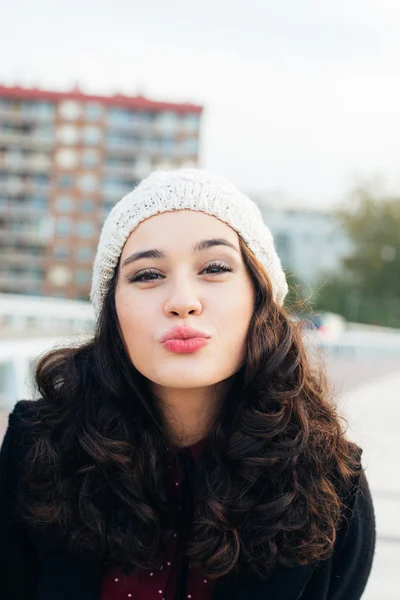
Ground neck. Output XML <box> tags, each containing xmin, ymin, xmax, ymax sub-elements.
<box><xmin>150</xmin><ymin>378</ymin><xmax>233</xmax><ymax>447</ymax></box>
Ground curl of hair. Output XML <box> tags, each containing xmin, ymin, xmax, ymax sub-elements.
<box><xmin>15</xmin><ymin>237</ymin><xmax>362</xmax><ymax>581</ymax></box>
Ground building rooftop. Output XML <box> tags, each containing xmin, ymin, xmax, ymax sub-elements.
<box><xmin>0</xmin><ymin>84</ymin><xmax>203</xmax><ymax>114</ymax></box>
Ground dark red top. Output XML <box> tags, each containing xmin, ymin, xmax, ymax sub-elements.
<box><xmin>99</xmin><ymin>437</ymin><xmax>215</xmax><ymax>600</ymax></box>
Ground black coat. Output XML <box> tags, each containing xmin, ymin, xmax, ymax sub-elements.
<box><xmin>0</xmin><ymin>401</ymin><xmax>376</xmax><ymax>600</ymax></box>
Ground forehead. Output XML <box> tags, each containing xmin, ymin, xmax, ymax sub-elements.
<box><xmin>121</xmin><ymin>209</ymin><xmax>240</xmax><ymax>256</ymax></box>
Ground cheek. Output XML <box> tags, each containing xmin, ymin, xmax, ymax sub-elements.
<box><xmin>116</xmin><ymin>302</ymin><xmax>154</xmax><ymax>370</ymax></box>
<box><xmin>213</xmin><ymin>289</ymin><xmax>254</xmax><ymax>344</ymax></box>
<box><xmin>218</xmin><ymin>283</ymin><xmax>254</xmax><ymax>320</ymax></box>
<box><xmin>115</xmin><ymin>289</ymin><xmax>149</xmax><ymax>343</ymax></box>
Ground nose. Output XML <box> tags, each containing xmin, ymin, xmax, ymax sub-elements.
<box><xmin>164</xmin><ymin>281</ymin><xmax>202</xmax><ymax>318</ymax></box>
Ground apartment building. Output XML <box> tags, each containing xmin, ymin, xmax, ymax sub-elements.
<box><xmin>0</xmin><ymin>85</ymin><xmax>203</xmax><ymax>300</ymax></box>
<box><xmin>255</xmin><ymin>200</ymin><xmax>352</xmax><ymax>286</ymax></box>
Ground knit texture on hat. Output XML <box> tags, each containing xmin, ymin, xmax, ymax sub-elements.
<box><xmin>90</xmin><ymin>169</ymin><xmax>288</xmax><ymax>317</ymax></box>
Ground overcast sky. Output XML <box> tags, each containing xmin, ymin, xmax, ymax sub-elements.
<box><xmin>2</xmin><ymin>0</ymin><xmax>400</xmax><ymax>207</ymax></box>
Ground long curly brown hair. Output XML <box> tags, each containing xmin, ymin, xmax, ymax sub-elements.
<box><xmin>16</xmin><ymin>236</ymin><xmax>361</xmax><ymax>581</ymax></box>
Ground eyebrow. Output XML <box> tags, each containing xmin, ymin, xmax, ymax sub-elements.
<box><xmin>121</xmin><ymin>238</ymin><xmax>240</xmax><ymax>268</ymax></box>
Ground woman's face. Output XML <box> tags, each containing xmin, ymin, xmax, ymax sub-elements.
<box><xmin>115</xmin><ymin>209</ymin><xmax>255</xmax><ymax>391</ymax></box>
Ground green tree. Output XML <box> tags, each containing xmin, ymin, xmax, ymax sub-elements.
<box><xmin>313</xmin><ymin>184</ymin><xmax>400</xmax><ymax>327</ymax></box>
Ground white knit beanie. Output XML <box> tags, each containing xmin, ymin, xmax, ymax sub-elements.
<box><xmin>90</xmin><ymin>168</ymin><xmax>288</xmax><ymax>317</ymax></box>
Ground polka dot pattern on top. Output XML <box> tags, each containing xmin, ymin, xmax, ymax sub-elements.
<box><xmin>99</xmin><ymin>437</ymin><xmax>215</xmax><ymax>600</ymax></box>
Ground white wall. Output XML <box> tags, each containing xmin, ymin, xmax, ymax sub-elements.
<box><xmin>257</xmin><ymin>204</ymin><xmax>352</xmax><ymax>285</ymax></box>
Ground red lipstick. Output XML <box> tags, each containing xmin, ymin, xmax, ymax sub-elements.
<box><xmin>160</xmin><ymin>326</ymin><xmax>211</xmax><ymax>354</ymax></box>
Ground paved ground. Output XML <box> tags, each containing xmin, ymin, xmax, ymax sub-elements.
<box><xmin>326</xmin><ymin>355</ymin><xmax>400</xmax><ymax>396</ymax></box>
<box><xmin>338</xmin><ymin>368</ymin><xmax>400</xmax><ymax>600</ymax></box>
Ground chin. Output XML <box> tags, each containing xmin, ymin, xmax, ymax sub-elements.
<box><xmin>151</xmin><ymin>363</ymin><xmax>242</xmax><ymax>390</ymax></box>
<box><xmin>148</xmin><ymin>370</ymin><xmax>223</xmax><ymax>390</ymax></box>
<box><xmin>158</xmin><ymin>377</ymin><xmax>219</xmax><ymax>389</ymax></box>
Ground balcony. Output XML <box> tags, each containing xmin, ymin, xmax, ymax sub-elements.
<box><xmin>0</xmin><ymin>106</ymin><xmax>54</xmax><ymax>123</ymax></box>
<box><xmin>103</xmin><ymin>162</ymin><xmax>136</xmax><ymax>178</ymax></box>
<box><xmin>0</xmin><ymin>203</ymin><xmax>48</xmax><ymax>218</ymax></box>
<box><xmin>105</xmin><ymin>139</ymin><xmax>141</xmax><ymax>157</ymax></box>
<box><xmin>0</xmin><ymin>155</ymin><xmax>51</xmax><ymax>173</ymax></box>
<box><xmin>103</xmin><ymin>183</ymin><xmax>134</xmax><ymax>200</ymax></box>
<box><xmin>0</xmin><ymin>220</ymin><xmax>53</xmax><ymax>246</ymax></box>
<box><xmin>0</xmin><ymin>178</ymin><xmax>50</xmax><ymax>196</ymax></box>
<box><xmin>0</xmin><ymin>131</ymin><xmax>54</xmax><ymax>149</ymax></box>
<box><xmin>0</xmin><ymin>274</ymin><xmax>43</xmax><ymax>291</ymax></box>
<box><xmin>0</xmin><ymin>249</ymin><xmax>44</xmax><ymax>266</ymax></box>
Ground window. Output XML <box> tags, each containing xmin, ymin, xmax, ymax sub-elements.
<box><xmin>103</xmin><ymin>178</ymin><xmax>125</xmax><ymax>197</ymax></box>
<box><xmin>56</xmin><ymin>217</ymin><xmax>73</xmax><ymax>237</ymax></box>
<box><xmin>133</xmin><ymin>159</ymin><xmax>151</xmax><ymax>179</ymax></box>
<box><xmin>13</xmin><ymin>244</ymin><xmax>42</xmax><ymax>257</ymax></box>
<box><xmin>154</xmin><ymin>112</ymin><xmax>178</xmax><ymax>133</ymax></box>
<box><xmin>34</xmin><ymin>174</ymin><xmax>49</xmax><ymax>185</ymax></box>
<box><xmin>77</xmin><ymin>220</ymin><xmax>96</xmax><ymax>238</ymax></box>
<box><xmin>106</xmin><ymin>134</ymin><xmax>121</xmax><ymax>148</ymax></box>
<box><xmin>59</xmin><ymin>101</ymin><xmax>81</xmax><ymax>120</ymax></box>
<box><xmin>103</xmin><ymin>177</ymin><xmax>134</xmax><ymax>197</ymax></box>
<box><xmin>7</xmin><ymin>267</ymin><xmax>44</xmax><ymax>283</ymax></box>
<box><xmin>9</xmin><ymin>267</ymin><xmax>43</xmax><ymax>281</ymax></box>
<box><xmin>182</xmin><ymin>138</ymin><xmax>198</xmax><ymax>154</ymax></box>
<box><xmin>31</xmin><ymin>197</ymin><xmax>47</xmax><ymax>210</ymax></box>
<box><xmin>81</xmin><ymin>198</ymin><xmax>94</xmax><ymax>213</ymax></box>
<box><xmin>102</xmin><ymin>200</ymin><xmax>115</xmax><ymax>219</ymax></box>
<box><xmin>274</xmin><ymin>233</ymin><xmax>292</xmax><ymax>267</ymax></box>
<box><xmin>0</xmin><ymin>99</ymin><xmax>12</xmax><ymax>109</ymax></box>
<box><xmin>103</xmin><ymin>200</ymin><xmax>115</xmax><ymax>212</ymax></box>
<box><xmin>54</xmin><ymin>245</ymin><xmax>69</xmax><ymax>259</ymax></box>
<box><xmin>107</xmin><ymin>133</ymin><xmax>139</xmax><ymax>149</ymax></box>
<box><xmin>35</xmin><ymin>102</ymin><xmax>54</xmax><ymax>118</ymax></box>
<box><xmin>31</xmin><ymin>268</ymin><xmax>45</xmax><ymax>281</ymax></box>
<box><xmin>75</xmin><ymin>269</ymin><xmax>91</xmax><ymax>285</ymax></box>
<box><xmin>160</xmin><ymin>138</ymin><xmax>174</xmax><ymax>156</ymax></box>
<box><xmin>19</xmin><ymin>101</ymin><xmax>45</xmax><ymax>119</ymax></box>
<box><xmin>35</xmin><ymin>124</ymin><xmax>53</xmax><ymax>142</ymax></box>
<box><xmin>56</xmin><ymin>125</ymin><xmax>79</xmax><ymax>145</ymax></box>
<box><xmin>7</xmin><ymin>149</ymin><xmax>24</xmax><ymax>166</ymax></box>
<box><xmin>47</xmin><ymin>265</ymin><xmax>72</xmax><ymax>286</ymax></box>
<box><xmin>107</xmin><ymin>108</ymin><xmax>134</xmax><ymax>127</ymax></box>
<box><xmin>56</xmin><ymin>148</ymin><xmax>78</xmax><ymax>169</ymax></box>
<box><xmin>141</xmin><ymin>137</ymin><xmax>156</xmax><ymax>153</ymax></box>
<box><xmin>82</xmin><ymin>149</ymin><xmax>100</xmax><ymax>167</ymax></box>
<box><xmin>11</xmin><ymin>221</ymin><xmax>22</xmax><ymax>234</ymax></box>
<box><xmin>78</xmin><ymin>173</ymin><xmax>98</xmax><ymax>192</ymax></box>
<box><xmin>184</xmin><ymin>113</ymin><xmax>200</xmax><ymax>132</ymax></box>
<box><xmin>82</xmin><ymin>126</ymin><xmax>102</xmax><ymax>145</ymax></box>
<box><xmin>106</xmin><ymin>156</ymin><xmax>133</xmax><ymax>168</ymax></box>
<box><xmin>135</xmin><ymin>112</ymin><xmax>153</xmax><ymax>127</ymax></box>
<box><xmin>58</xmin><ymin>174</ymin><xmax>74</xmax><ymax>188</ymax></box>
<box><xmin>30</xmin><ymin>153</ymin><xmax>50</xmax><ymax>170</ymax></box>
<box><xmin>56</xmin><ymin>195</ymin><xmax>74</xmax><ymax>213</ymax></box>
<box><xmin>76</xmin><ymin>246</ymin><xmax>93</xmax><ymax>262</ymax></box>
<box><xmin>85</xmin><ymin>102</ymin><xmax>103</xmax><ymax>121</ymax></box>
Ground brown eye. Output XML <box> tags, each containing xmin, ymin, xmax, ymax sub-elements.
<box><xmin>201</xmin><ymin>262</ymin><xmax>232</xmax><ymax>275</ymax></box>
<box><xmin>128</xmin><ymin>269</ymin><xmax>163</xmax><ymax>283</ymax></box>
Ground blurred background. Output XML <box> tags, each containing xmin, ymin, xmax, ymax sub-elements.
<box><xmin>0</xmin><ymin>1</ymin><xmax>399</xmax><ymax>597</ymax></box>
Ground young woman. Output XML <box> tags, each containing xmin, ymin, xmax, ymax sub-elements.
<box><xmin>0</xmin><ymin>169</ymin><xmax>375</xmax><ymax>600</ymax></box>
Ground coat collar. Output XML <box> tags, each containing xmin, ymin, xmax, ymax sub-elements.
<box><xmin>34</xmin><ymin>539</ymin><xmax>315</xmax><ymax>600</ymax></box>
